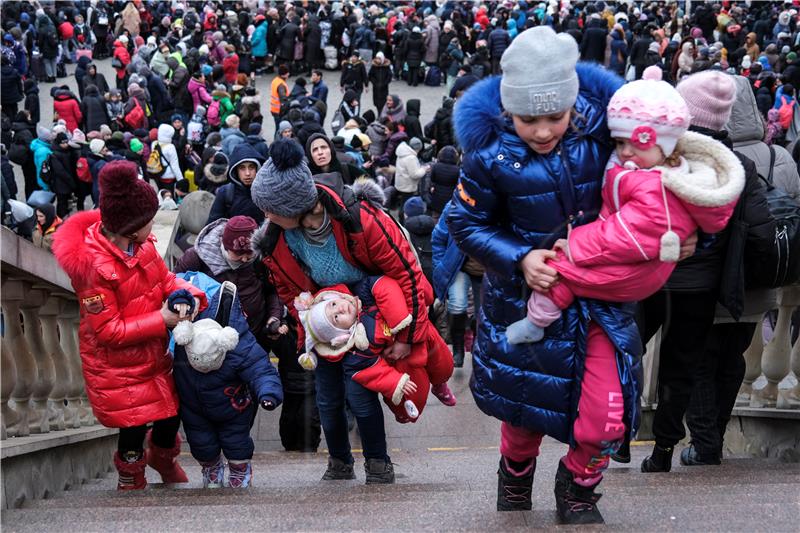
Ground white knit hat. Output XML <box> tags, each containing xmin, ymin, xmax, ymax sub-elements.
<box><xmin>607</xmin><ymin>68</ymin><xmax>691</xmax><ymax>157</ymax></box>
<box><xmin>173</xmin><ymin>318</ymin><xmax>239</xmax><ymax>373</ymax></box>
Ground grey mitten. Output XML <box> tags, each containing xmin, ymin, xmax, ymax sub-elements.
<box><xmin>506</xmin><ymin>318</ymin><xmax>544</xmax><ymax>344</ymax></box>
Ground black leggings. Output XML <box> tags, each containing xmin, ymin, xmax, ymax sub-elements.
<box><xmin>117</xmin><ymin>415</ymin><xmax>181</xmax><ymax>454</ymax></box>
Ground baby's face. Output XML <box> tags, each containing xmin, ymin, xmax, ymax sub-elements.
<box><xmin>326</xmin><ymin>298</ymin><xmax>357</xmax><ymax>329</ymax></box>
<box><xmin>614</xmin><ymin>138</ymin><xmax>665</xmax><ymax>169</ymax></box>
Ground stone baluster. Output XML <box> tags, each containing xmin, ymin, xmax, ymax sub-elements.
<box><xmin>1</xmin><ymin>335</ymin><xmax>19</xmax><ymax>439</ymax></box>
<box><xmin>2</xmin><ymin>279</ymin><xmax>35</xmax><ymax>436</ymax></box>
<box><xmin>72</xmin><ymin>310</ymin><xmax>95</xmax><ymax>426</ymax></box>
<box><xmin>759</xmin><ymin>304</ymin><xmax>794</xmax><ymax>408</ymax></box>
<box><xmin>40</xmin><ymin>294</ymin><xmax>69</xmax><ymax>431</ymax></box>
<box><xmin>738</xmin><ymin>315</ymin><xmax>764</xmax><ymax>406</ymax></box>
<box><xmin>57</xmin><ymin>300</ymin><xmax>83</xmax><ymax>429</ymax></box>
<box><xmin>19</xmin><ymin>284</ymin><xmax>56</xmax><ymax>434</ymax></box>
<box><xmin>788</xmin><ymin>334</ymin><xmax>800</xmax><ymax>408</ymax></box>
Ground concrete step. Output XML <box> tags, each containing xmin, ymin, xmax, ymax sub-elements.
<box><xmin>4</xmin><ymin>445</ymin><xmax>799</xmax><ymax>532</ymax></box>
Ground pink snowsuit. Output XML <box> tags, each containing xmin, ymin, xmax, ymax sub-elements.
<box><xmin>543</xmin><ymin>138</ymin><xmax>744</xmax><ymax>311</ymax></box>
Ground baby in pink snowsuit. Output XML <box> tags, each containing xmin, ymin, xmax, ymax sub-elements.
<box><xmin>507</xmin><ymin>69</ymin><xmax>746</xmax><ymax>344</ymax></box>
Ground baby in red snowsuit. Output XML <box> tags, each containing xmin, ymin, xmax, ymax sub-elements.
<box><xmin>296</xmin><ymin>275</ymin><xmax>456</xmax><ymax>422</ymax></box>
<box><xmin>507</xmin><ymin>70</ymin><xmax>746</xmax><ymax>343</ymax></box>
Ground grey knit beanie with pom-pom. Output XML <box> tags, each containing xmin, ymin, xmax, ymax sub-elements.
<box><xmin>251</xmin><ymin>139</ymin><xmax>318</xmax><ymax>217</ymax></box>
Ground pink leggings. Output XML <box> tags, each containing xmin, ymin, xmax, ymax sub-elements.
<box><xmin>500</xmin><ymin>324</ymin><xmax>625</xmax><ymax>486</ymax></box>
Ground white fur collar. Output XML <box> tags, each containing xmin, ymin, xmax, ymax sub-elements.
<box><xmin>657</xmin><ymin>131</ymin><xmax>745</xmax><ymax>208</ymax></box>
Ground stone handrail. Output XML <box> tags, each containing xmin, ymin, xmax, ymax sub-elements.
<box><xmin>1</xmin><ymin>226</ymin><xmax>95</xmax><ymax>439</ymax></box>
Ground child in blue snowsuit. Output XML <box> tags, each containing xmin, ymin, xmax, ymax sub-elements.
<box><xmin>170</xmin><ymin>272</ymin><xmax>283</xmax><ymax>488</ymax></box>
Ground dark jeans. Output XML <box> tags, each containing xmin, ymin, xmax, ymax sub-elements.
<box><xmin>117</xmin><ymin>415</ymin><xmax>181</xmax><ymax>454</ymax></box>
<box><xmin>638</xmin><ymin>290</ymin><xmax>717</xmax><ymax>449</ymax></box>
<box><xmin>314</xmin><ymin>355</ymin><xmax>388</xmax><ymax>464</ymax></box>
<box><xmin>685</xmin><ymin>322</ymin><xmax>753</xmax><ymax>455</ymax></box>
<box><xmin>55</xmin><ymin>192</ymin><xmax>71</xmax><ymax>218</ymax></box>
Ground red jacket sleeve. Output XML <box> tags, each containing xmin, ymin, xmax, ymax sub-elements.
<box><xmin>358</xmin><ymin>203</ymin><xmax>432</xmax><ymax>344</ymax></box>
<box><xmin>370</xmin><ymin>276</ymin><xmax>412</xmax><ymax>334</ymax></box>
<box><xmin>351</xmin><ymin>356</ymin><xmax>409</xmax><ymax>406</ymax></box>
<box><xmin>78</xmin><ymin>281</ymin><xmax>166</xmax><ymax>348</ymax></box>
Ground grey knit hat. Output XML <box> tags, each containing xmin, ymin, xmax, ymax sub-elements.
<box><xmin>500</xmin><ymin>26</ymin><xmax>579</xmax><ymax>117</ymax></box>
<box><xmin>251</xmin><ymin>139</ymin><xmax>318</xmax><ymax>217</ymax></box>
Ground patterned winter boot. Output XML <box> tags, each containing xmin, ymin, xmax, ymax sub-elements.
<box><xmin>553</xmin><ymin>460</ymin><xmax>604</xmax><ymax>525</ymax></box>
<box><xmin>200</xmin><ymin>455</ymin><xmax>226</xmax><ymax>488</ymax></box>
<box><xmin>228</xmin><ymin>460</ymin><xmax>253</xmax><ymax>488</ymax></box>
<box><xmin>114</xmin><ymin>451</ymin><xmax>147</xmax><ymax>491</ymax></box>
<box><xmin>497</xmin><ymin>456</ymin><xmax>535</xmax><ymax>511</ymax></box>
<box><xmin>145</xmin><ymin>430</ymin><xmax>189</xmax><ymax>483</ymax></box>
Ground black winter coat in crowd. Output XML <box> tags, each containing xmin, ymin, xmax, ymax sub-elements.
<box><xmin>278</xmin><ymin>20</ymin><xmax>300</xmax><ymax>61</ymax></box>
<box><xmin>580</xmin><ymin>18</ymin><xmax>608</xmax><ymax>64</ymax></box>
<box><xmin>629</xmin><ymin>35</ymin><xmax>653</xmax><ymax>67</ymax></box>
<box><xmin>80</xmin><ymin>85</ymin><xmax>111</xmax><ymax>132</ymax></box>
<box><xmin>403</xmin><ymin>99</ymin><xmax>424</xmax><ymax>141</ymax></box>
<box><xmin>1</xmin><ymin>65</ymin><xmax>23</xmax><ymax>106</ymax></box>
<box><xmin>82</xmin><ymin>70</ymin><xmax>110</xmax><ymax>96</ymax></box>
<box><xmin>428</xmin><ymin>146</ymin><xmax>459</xmax><ymax>215</ymax></box>
<box><xmin>429</xmin><ymin>99</ymin><xmax>455</xmax><ymax>149</ymax></box>
<box><xmin>340</xmin><ymin>59</ymin><xmax>368</xmax><ymax>92</ymax></box>
<box><xmin>305</xmin><ymin>16</ymin><xmax>323</xmax><ymax>67</ymax></box>
<box><xmin>49</xmin><ymin>144</ymin><xmax>77</xmax><ymax>195</ymax></box>
<box><xmin>402</xmin><ymin>32</ymin><xmax>425</xmax><ymax>68</ymax></box>
<box><xmin>487</xmin><ymin>28</ymin><xmax>510</xmax><ymax>59</ymax></box>
<box><xmin>24</xmin><ymin>80</ymin><xmax>40</xmax><ymax>124</ymax></box>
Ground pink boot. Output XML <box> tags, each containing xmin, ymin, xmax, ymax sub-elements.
<box><xmin>145</xmin><ymin>430</ymin><xmax>189</xmax><ymax>483</ymax></box>
<box><xmin>431</xmin><ymin>383</ymin><xmax>457</xmax><ymax>406</ymax></box>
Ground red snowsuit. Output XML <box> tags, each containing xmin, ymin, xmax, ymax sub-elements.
<box><xmin>52</xmin><ymin>210</ymin><xmax>207</xmax><ymax>428</ymax></box>
<box><xmin>546</xmin><ymin>133</ymin><xmax>744</xmax><ymax>307</ymax></box>
<box><xmin>310</xmin><ymin>277</ymin><xmax>453</xmax><ymax>423</ymax></box>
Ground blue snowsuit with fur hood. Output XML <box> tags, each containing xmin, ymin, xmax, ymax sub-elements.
<box><xmin>447</xmin><ymin>64</ymin><xmax>643</xmax><ymax>444</ymax></box>
<box><xmin>172</xmin><ymin>272</ymin><xmax>283</xmax><ymax>462</ymax></box>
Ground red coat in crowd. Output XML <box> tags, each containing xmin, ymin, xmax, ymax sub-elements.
<box><xmin>113</xmin><ymin>40</ymin><xmax>130</xmax><ymax>79</ymax></box>
<box><xmin>53</xmin><ymin>90</ymin><xmax>83</xmax><ymax>132</ymax></box>
<box><xmin>222</xmin><ymin>52</ymin><xmax>239</xmax><ymax>84</ymax></box>
<box><xmin>58</xmin><ymin>21</ymin><xmax>74</xmax><ymax>39</ymax></box>
<box><xmin>52</xmin><ymin>210</ymin><xmax>207</xmax><ymax>428</ymax></box>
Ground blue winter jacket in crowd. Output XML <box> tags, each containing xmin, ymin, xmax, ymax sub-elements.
<box><xmin>431</xmin><ymin>201</ymin><xmax>465</xmax><ymax>301</ymax></box>
<box><xmin>172</xmin><ymin>272</ymin><xmax>283</xmax><ymax>461</ymax></box>
<box><xmin>447</xmin><ymin>64</ymin><xmax>642</xmax><ymax>445</ymax></box>
<box><xmin>250</xmin><ymin>21</ymin><xmax>268</xmax><ymax>58</ymax></box>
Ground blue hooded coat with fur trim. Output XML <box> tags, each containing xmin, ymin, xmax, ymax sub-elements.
<box><xmin>447</xmin><ymin>63</ymin><xmax>642</xmax><ymax>444</ymax></box>
<box><xmin>171</xmin><ymin>272</ymin><xmax>283</xmax><ymax>462</ymax></box>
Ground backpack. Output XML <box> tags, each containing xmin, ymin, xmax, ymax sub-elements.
<box><xmin>146</xmin><ymin>143</ymin><xmax>166</xmax><ymax>178</ymax></box>
<box><xmin>76</xmin><ymin>156</ymin><xmax>92</xmax><ymax>183</ymax></box>
<box><xmin>124</xmin><ymin>98</ymin><xmax>145</xmax><ymax>129</ymax></box>
<box><xmin>40</xmin><ymin>154</ymin><xmax>54</xmax><ymax>186</ymax></box>
<box><xmin>424</xmin><ymin>66</ymin><xmax>442</xmax><ymax>86</ymax></box>
<box><xmin>207</xmin><ymin>99</ymin><xmax>221</xmax><ymax>127</ymax></box>
<box><xmin>330</xmin><ymin>108</ymin><xmax>344</xmax><ymax>136</ymax></box>
<box><xmin>746</xmin><ymin>146</ymin><xmax>800</xmax><ymax>288</ymax></box>
<box><xmin>778</xmin><ymin>96</ymin><xmax>796</xmax><ymax>130</ymax></box>
<box><xmin>8</xmin><ymin>140</ymin><xmax>30</xmax><ymax>166</ymax></box>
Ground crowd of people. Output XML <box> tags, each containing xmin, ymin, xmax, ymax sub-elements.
<box><xmin>2</xmin><ymin>0</ymin><xmax>800</xmax><ymax>526</ymax></box>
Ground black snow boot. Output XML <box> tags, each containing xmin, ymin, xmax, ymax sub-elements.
<box><xmin>611</xmin><ymin>437</ymin><xmax>631</xmax><ymax>464</ymax></box>
<box><xmin>321</xmin><ymin>457</ymin><xmax>355</xmax><ymax>480</ymax></box>
<box><xmin>497</xmin><ymin>456</ymin><xmax>535</xmax><ymax>511</ymax></box>
<box><xmin>364</xmin><ymin>458</ymin><xmax>395</xmax><ymax>484</ymax></box>
<box><xmin>554</xmin><ymin>461</ymin><xmax>604</xmax><ymax>525</ymax></box>
<box><xmin>449</xmin><ymin>313</ymin><xmax>467</xmax><ymax>367</ymax></box>
<box><xmin>641</xmin><ymin>444</ymin><xmax>674</xmax><ymax>473</ymax></box>
<box><xmin>680</xmin><ymin>444</ymin><xmax>721</xmax><ymax>466</ymax></box>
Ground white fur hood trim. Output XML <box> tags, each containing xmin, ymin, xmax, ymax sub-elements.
<box><xmin>658</xmin><ymin>131</ymin><xmax>745</xmax><ymax>208</ymax></box>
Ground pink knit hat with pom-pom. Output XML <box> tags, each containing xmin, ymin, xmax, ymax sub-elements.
<box><xmin>607</xmin><ymin>67</ymin><xmax>691</xmax><ymax>156</ymax></box>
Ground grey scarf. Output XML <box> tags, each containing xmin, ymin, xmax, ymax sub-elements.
<box><xmin>302</xmin><ymin>210</ymin><xmax>333</xmax><ymax>245</ymax></box>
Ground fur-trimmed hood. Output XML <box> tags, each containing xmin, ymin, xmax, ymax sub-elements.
<box><xmin>52</xmin><ymin>210</ymin><xmax>102</xmax><ymax>281</ymax></box>
<box><xmin>659</xmin><ymin>131</ymin><xmax>745</xmax><ymax>229</ymax></box>
<box><xmin>453</xmin><ymin>62</ymin><xmax>623</xmax><ymax>152</ymax></box>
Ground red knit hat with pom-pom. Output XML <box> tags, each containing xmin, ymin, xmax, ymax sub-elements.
<box><xmin>99</xmin><ymin>160</ymin><xmax>158</xmax><ymax>235</ymax></box>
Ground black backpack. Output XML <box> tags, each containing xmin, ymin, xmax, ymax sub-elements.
<box><xmin>746</xmin><ymin>146</ymin><xmax>800</xmax><ymax>288</ymax></box>
<box><xmin>40</xmin><ymin>154</ymin><xmax>54</xmax><ymax>186</ymax></box>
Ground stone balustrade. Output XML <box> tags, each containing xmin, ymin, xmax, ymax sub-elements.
<box><xmin>1</xmin><ymin>226</ymin><xmax>95</xmax><ymax>440</ymax></box>
<box><xmin>738</xmin><ymin>287</ymin><xmax>800</xmax><ymax>410</ymax></box>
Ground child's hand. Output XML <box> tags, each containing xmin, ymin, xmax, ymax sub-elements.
<box><xmin>520</xmin><ymin>249</ymin><xmax>559</xmax><ymax>293</ymax></box>
<box><xmin>160</xmin><ymin>301</ymin><xmax>182</xmax><ymax>328</ymax></box>
<box><xmin>278</xmin><ymin>324</ymin><xmax>289</xmax><ymax>335</ymax></box>
<box><xmin>402</xmin><ymin>379</ymin><xmax>417</xmax><ymax>396</ymax></box>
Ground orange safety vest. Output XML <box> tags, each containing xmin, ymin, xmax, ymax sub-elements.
<box><xmin>270</xmin><ymin>77</ymin><xmax>288</xmax><ymax>115</ymax></box>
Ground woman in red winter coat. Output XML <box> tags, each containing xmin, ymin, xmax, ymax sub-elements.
<box><xmin>112</xmin><ymin>35</ymin><xmax>131</xmax><ymax>92</ymax></box>
<box><xmin>52</xmin><ymin>87</ymin><xmax>83</xmax><ymax>132</ymax></box>
<box><xmin>52</xmin><ymin>160</ymin><xmax>207</xmax><ymax>491</ymax></box>
<box><xmin>222</xmin><ymin>45</ymin><xmax>240</xmax><ymax>85</ymax></box>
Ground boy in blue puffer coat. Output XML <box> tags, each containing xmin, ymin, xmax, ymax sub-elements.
<box><xmin>170</xmin><ymin>272</ymin><xmax>283</xmax><ymax>489</ymax></box>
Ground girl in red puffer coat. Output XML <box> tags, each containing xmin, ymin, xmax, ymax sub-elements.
<box><xmin>52</xmin><ymin>160</ymin><xmax>207</xmax><ymax>491</ymax></box>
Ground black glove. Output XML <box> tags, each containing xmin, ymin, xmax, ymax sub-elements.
<box><xmin>266</xmin><ymin>319</ymin><xmax>285</xmax><ymax>335</ymax></box>
<box><xmin>261</xmin><ymin>399</ymin><xmax>276</xmax><ymax>411</ymax></box>
<box><xmin>167</xmin><ymin>289</ymin><xmax>195</xmax><ymax>315</ymax></box>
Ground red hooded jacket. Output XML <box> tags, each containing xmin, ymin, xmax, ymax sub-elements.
<box><xmin>113</xmin><ymin>40</ymin><xmax>131</xmax><ymax>79</ymax></box>
<box><xmin>53</xmin><ymin>91</ymin><xmax>83</xmax><ymax>132</ymax></box>
<box><xmin>52</xmin><ymin>211</ymin><xmax>207</xmax><ymax>428</ymax></box>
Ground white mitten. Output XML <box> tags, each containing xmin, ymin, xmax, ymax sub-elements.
<box><xmin>298</xmin><ymin>352</ymin><xmax>318</xmax><ymax>371</ymax></box>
